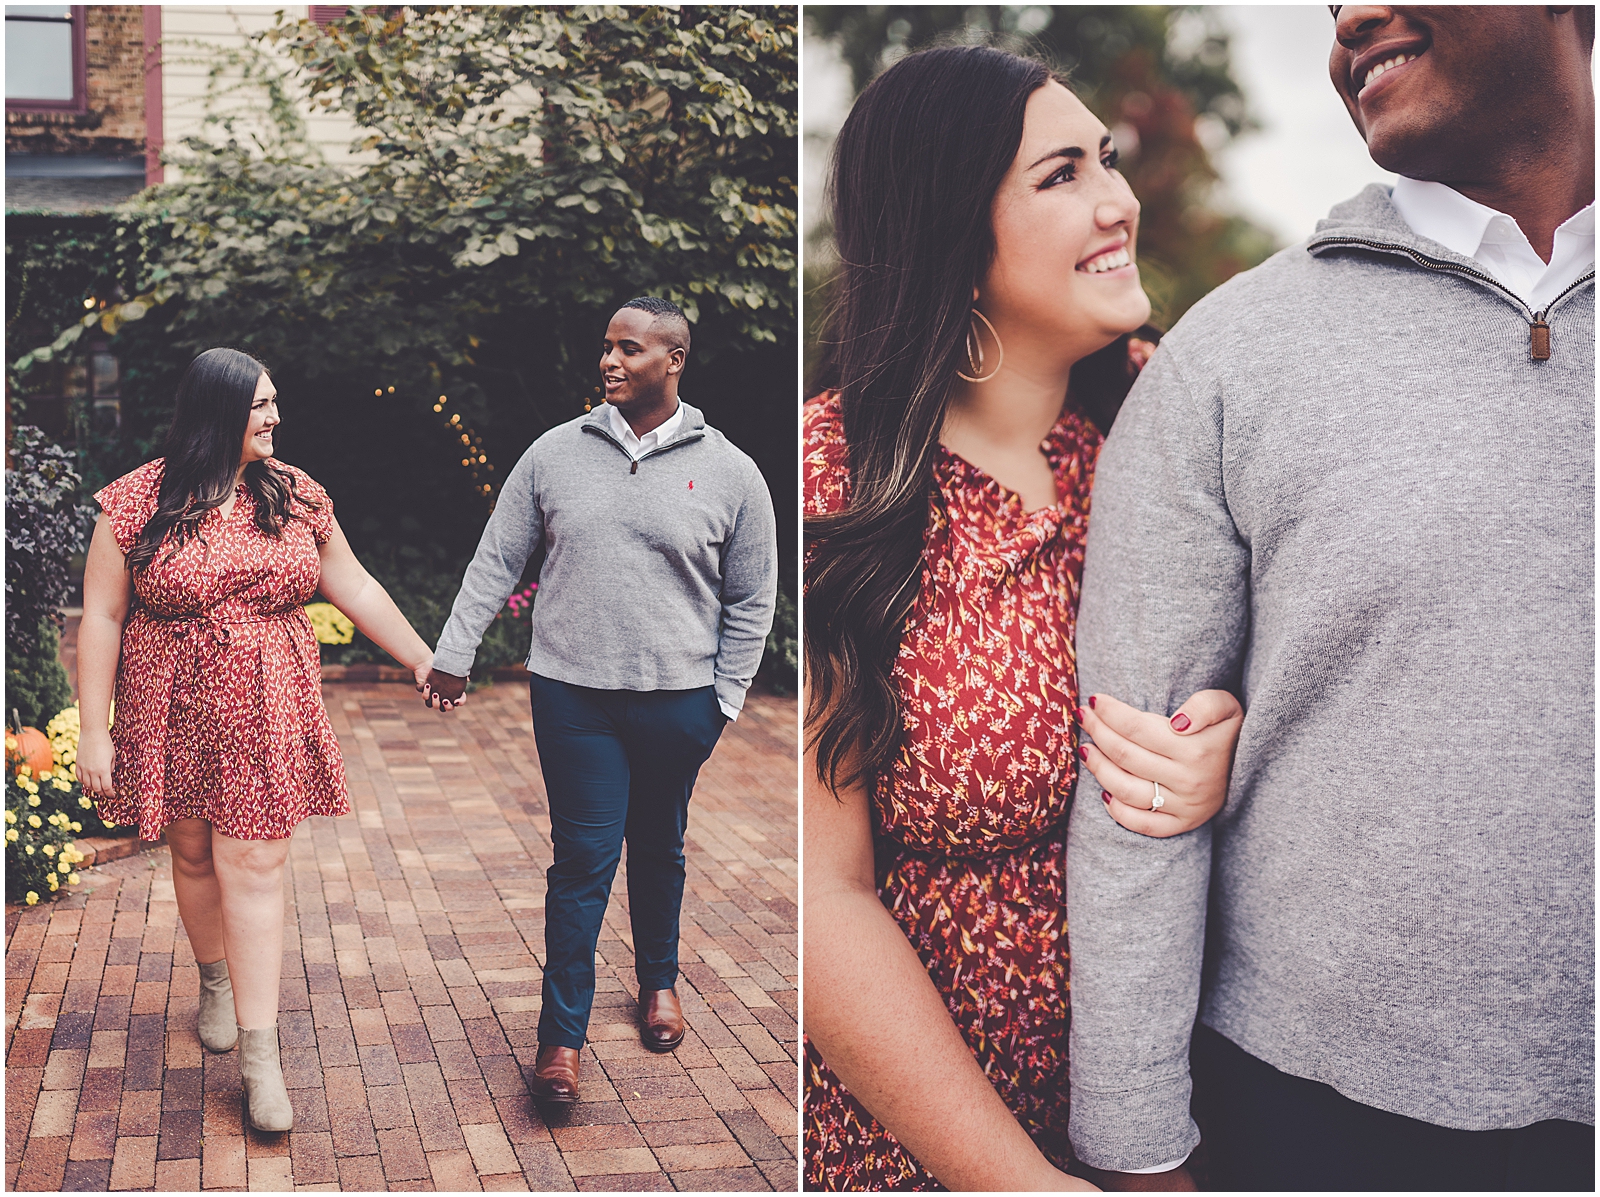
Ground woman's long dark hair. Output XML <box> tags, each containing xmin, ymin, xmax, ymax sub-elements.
<box><xmin>805</xmin><ymin>44</ymin><xmax>1157</xmax><ymax>795</ymax></box>
<box><xmin>126</xmin><ymin>347</ymin><xmax>319</xmax><ymax>573</ymax></box>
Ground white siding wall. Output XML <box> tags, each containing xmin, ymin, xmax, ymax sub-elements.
<box><xmin>159</xmin><ymin>5</ymin><xmax>374</xmax><ymax>177</ymax></box>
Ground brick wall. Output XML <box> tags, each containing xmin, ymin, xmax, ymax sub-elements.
<box><xmin>6</xmin><ymin>6</ymin><xmax>146</xmax><ymax>157</ymax></box>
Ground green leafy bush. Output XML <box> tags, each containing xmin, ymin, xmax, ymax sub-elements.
<box><xmin>5</xmin><ymin>427</ymin><xmax>91</xmax><ymax>726</ymax></box>
<box><xmin>6</xmin><ymin>620</ymin><xmax>73</xmax><ymax>732</ymax></box>
<box><xmin>762</xmin><ymin>580</ymin><xmax>797</xmax><ymax>695</ymax></box>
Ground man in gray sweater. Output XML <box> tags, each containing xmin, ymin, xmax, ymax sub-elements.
<box><xmin>426</xmin><ymin>297</ymin><xmax>777</xmax><ymax>1105</ymax></box>
<box><xmin>1068</xmin><ymin>7</ymin><xmax>1593</xmax><ymax>1189</ymax></box>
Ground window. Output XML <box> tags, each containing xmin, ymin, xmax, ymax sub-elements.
<box><xmin>308</xmin><ymin>6</ymin><xmax>353</xmax><ymax>27</ymax></box>
<box><xmin>5</xmin><ymin>5</ymin><xmax>85</xmax><ymax>113</ymax></box>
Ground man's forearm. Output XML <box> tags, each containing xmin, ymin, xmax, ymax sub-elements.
<box><xmin>711</xmin><ymin>476</ymin><xmax>778</xmax><ymax>714</ymax></box>
<box><xmin>1066</xmin><ymin>799</ymin><xmax>1211</xmax><ymax>1170</ymax></box>
<box><xmin>433</xmin><ymin>450</ymin><xmax>542</xmax><ymax>676</ymax></box>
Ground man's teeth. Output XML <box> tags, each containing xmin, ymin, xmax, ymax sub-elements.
<box><xmin>1080</xmin><ymin>248</ymin><xmax>1131</xmax><ymax>274</ymax></box>
<box><xmin>1363</xmin><ymin>53</ymin><xmax>1418</xmax><ymax>89</ymax></box>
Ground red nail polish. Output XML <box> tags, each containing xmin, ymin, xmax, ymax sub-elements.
<box><xmin>1088</xmin><ymin>695</ymin><xmax>1097</xmax><ymax>709</ymax></box>
<box><xmin>1102</xmin><ymin>793</ymin><xmax>1111</xmax><ymax>804</ymax></box>
<box><xmin>1075</xmin><ymin>707</ymin><xmax>1087</xmax><ymax>722</ymax></box>
<box><xmin>1170</xmin><ymin>712</ymin><xmax>1191</xmax><ymax>732</ymax></box>
<box><xmin>1077</xmin><ymin>746</ymin><xmax>1088</xmax><ymax>761</ymax></box>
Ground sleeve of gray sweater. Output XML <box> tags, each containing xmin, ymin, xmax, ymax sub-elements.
<box><xmin>431</xmin><ymin>445</ymin><xmax>543</xmax><ymax>678</ymax></box>
<box><xmin>1066</xmin><ymin>342</ymin><xmax>1252</xmax><ymax>1172</ymax></box>
<box><xmin>713</xmin><ymin>463</ymin><xmax>779</xmax><ymax>717</ymax></box>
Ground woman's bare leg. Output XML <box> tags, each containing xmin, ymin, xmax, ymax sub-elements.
<box><xmin>165</xmin><ymin>818</ymin><xmax>226</xmax><ymax>964</ymax></box>
<box><xmin>211</xmin><ymin>831</ymin><xmax>293</xmax><ymax>1028</ymax></box>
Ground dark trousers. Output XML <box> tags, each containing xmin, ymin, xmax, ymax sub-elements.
<box><xmin>529</xmin><ymin>673</ymin><xmax>726</xmax><ymax>1050</ymax></box>
<box><xmin>1191</xmin><ymin>1023</ymin><xmax>1595</xmax><ymax>1191</ymax></box>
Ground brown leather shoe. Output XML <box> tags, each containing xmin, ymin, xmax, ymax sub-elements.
<box><xmin>638</xmin><ymin>987</ymin><xmax>686</xmax><ymax>1052</ymax></box>
<box><xmin>528</xmin><ymin>1044</ymin><xmax>580</xmax><ymax>1105</ymax></box>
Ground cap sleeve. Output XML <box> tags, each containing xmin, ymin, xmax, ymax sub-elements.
<box><xmin>803</xmin><ymin>393</ymin><xmax>852</xmax><ymax>519</ymax></box>
<box><xmin>279</xmin><ymin>465</ymin><xmax>335</xmax><ymax>546</ymax></box>
<box><xmin>93</xmin><ymin>460</ymin><xmax>164</xmax><ymax>556</ymax></box>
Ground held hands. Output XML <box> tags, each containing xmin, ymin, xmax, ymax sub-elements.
<box><xmin>421</xmin><ymin>663</ymin><xmax>468</xmax><ymax>711</ymax></box>
<box><xmin>1075</xmin><ymin>689</ymin><xmax>1243</xmax><ymax>838</ymax></box>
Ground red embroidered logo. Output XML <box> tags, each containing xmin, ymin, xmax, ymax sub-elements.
<box><xmin>687</xmin><ymin>480</ymin><xmax>694</xmax><ymax>490</ymax></box>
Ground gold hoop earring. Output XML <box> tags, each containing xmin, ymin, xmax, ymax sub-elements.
<box><xmin>958</xmin><ymin>307</ymin><xmax>1004</xmax><ymax>383</ymax></box>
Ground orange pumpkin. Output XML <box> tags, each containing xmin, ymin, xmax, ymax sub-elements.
<box><xmin>6</xmin><ymin>728</ymin><xmax>54</xmax><ymax>778</ymax></box>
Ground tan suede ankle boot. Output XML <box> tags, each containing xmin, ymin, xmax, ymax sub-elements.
<box><xmin>196</xmin><ymin>960</ymin><xmax>238</xmax><ymax>1053</ymax></box>
<box><xmin>237</xmin><ymin>1025</ymin><xmax>293</xmax><ymax>1132</ymax></box>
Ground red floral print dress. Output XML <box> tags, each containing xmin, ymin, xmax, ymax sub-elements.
<box><xmin>803</xmin><ymin>392</ymin><xmax>1100</xmax><ymax>1190</ymax></box>
<box><xmin>93</xmin><ymin>459</ymin><xmax>350</xmax><ymax>842</ymax></box>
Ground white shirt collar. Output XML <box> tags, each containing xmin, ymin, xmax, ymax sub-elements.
<box><xmin>1390</xmin><ymin>176</ymin><xmax>1594</xmax><ymax>311</ymax></box>
<box><xmin>606</xmin><ymin>400</ymin><xmax>684</xmax><ymax>460</ymax></box>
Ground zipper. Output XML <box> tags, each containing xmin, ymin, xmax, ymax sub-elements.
<box><xmin>1530</xmin><ymin>271</ymin><xmax>1595</xmax><ymax>361</ymax></box>
<box><xmin>581</xmin><ymin>422</ymin><xmax>705</xmax><ymax>474</ymax></box>
<box><xmin>1308</xmin><ymin>235</ymin><xmax>1594</xmax><ymax>361</ymax></box>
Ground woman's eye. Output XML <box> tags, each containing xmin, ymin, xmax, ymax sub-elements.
<box><xmin>1042</xmin><ymin>164</ymin><xmax>1076</xmax><ymax>189</ymax></box>
<box><xmin>1102</xmin><ymin>148</ymin><xmax>1121</xmax><ymax>170</ymax></box>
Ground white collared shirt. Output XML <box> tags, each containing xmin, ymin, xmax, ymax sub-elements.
<box><xmin>1390</xmin><ymin>176</ymin><xmax>1595</xmax><ymax>312</ymax></box>
<box><xmin>607</xmin><ymin>399</ymin><xmax>685</xmax><ymax>461</ymax></box>
<box><xmin>603</xmin><ymin>399</ymin><xmax>738</xmax><ymax>722</ymax></box>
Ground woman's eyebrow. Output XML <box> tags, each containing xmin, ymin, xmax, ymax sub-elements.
<box><xmin>1027</xmin><ymin>133</ymin><xmax>1111</xmax><ymax>171</ymax></box>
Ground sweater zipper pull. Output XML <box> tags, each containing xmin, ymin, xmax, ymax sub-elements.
<box><xmin>1530</xmin><ymin>314</ymin><xmax>1551</xmax><ymax>360</ymax></box>
<box><xmin>630</xmin><ymin>459</ymin><xmax>638</xmax><ymax>475</ymax></box>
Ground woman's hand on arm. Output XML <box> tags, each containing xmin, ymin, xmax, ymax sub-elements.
<box><xmin>1076</xmin><ymin>689</ymin><xmax>1243</xmax><ymax>838</ymax></box>
<box><xmin>315</xmin><ymin>517</ymin><xmax>448</xmax><ymax>703</ymax></box>
<box><xmin>804</xmin><ymin>749</ymin><xmax>1095</xmax><ymax>1192</ymax></box>
<box><xmin>76</xmin><ymin>515</ymin><xmax>132</xmax><ymax>799</ymax></box>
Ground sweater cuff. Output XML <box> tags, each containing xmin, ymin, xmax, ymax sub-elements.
<box><xmin>1068</xmin><ymin>1074</ymin><xmax>1200</xmax><ymax>1174</ymax></box>
<box><xmin>714</xmin><ymin>677</ymin><xmax>748</xmax><ymax>719</ymax></box>
<box><xmin>429</xmin><ymin>647</ymin><xmax>476</xmax><ymax>678</ymax></box>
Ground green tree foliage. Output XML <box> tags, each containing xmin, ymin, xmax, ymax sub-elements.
<box><xmin>805</xmin><ymin>5</ymin><xmax>1275</xmax><ymax>348</ymax></box>
<box><xmin>8</xmin><ymin>5</ymin><xmax>798</xmax><ymax>686</ymax></box>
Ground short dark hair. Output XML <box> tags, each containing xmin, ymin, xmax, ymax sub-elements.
<box><xmin>619</xmin><ymin>295</ymin><xmax>691</xmax><ymax>355</ymax></box>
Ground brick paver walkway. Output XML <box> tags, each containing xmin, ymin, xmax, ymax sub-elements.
<box><xmin>5</xmin><ymin>680</ymin><xmax>798</xmax><ymax>1192</ymax></box>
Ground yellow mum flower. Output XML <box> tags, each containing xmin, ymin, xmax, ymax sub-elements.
<box><xmin>24</xmin><ymin>782</ymin><xmax>39</xmax><ymax>795</ymax></box>
<box><xmin>57</xmin><ymin>860</ymin><xmax>70</xmax><ymax>873</ymax></box>
<box><xmin>25</xmin><ymin>845</ymin><xmax>34</xmax><ymax>855</ymax></box>
<box><xmin>53</xmin><ymin>779</ymin><xmax>70</xmax><ymax>792</ymax></box>
<box><xmin>27</xmin><ymin>815</ymin><xmax>41</xmax><ymax>828</ymax></box>
<box><xmin>15</xmin><ymin>765</ymin><xmax>30</xmax><ymax>779</ymax></box>
<box><xmin>305</xmin><ymin>602</ymin><xmax>355</xmax><ymax>645</ymax></box>
<box><xmin>47</xmin><ymin>875</ymin><xmax>58</xmax><ymax>890</ymax></box>
<box><xmin>68</xmin><ymin>873</ymin><xmax>79</xmax><ymax>885</ymax></box>
<box><xmin>4</xmin><ymin>810</ymin><xmax>14</xmax><ymax>824</ymax></box>
<box><xmin>71</xmin><ymin>822</ymin><xmax>82</xmax><ymax>833</ymax></box>
<box><xmin>43</xmin><ymin>844</ymin><xmax>56</xmax><ymax>856</ymax></box>
<box><xmin>38</xmin><ymin>769</ymin><xmax>52</xmax><ymax>781</ymax></box>
<box><xmin>24</xmin><ymin>891</ymin><xmax>38</xmax><ymax>905</ymax></box>
<box><xmin>5</xmin><ymin>829</ymin><xmax>16</xmax><ymax>842</ymax></box>
<box><xmin>27</xmin><ymin>794</ymin><xmax>40</xmax><ymax>806</ymax></box>
<box><xmin>78</xmin><ymin>797</ymin><xmax>92</xmax><ymax>809</ymax></box>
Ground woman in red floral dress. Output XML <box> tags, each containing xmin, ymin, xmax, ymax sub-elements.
<box><xmin>76</xmin><ymin>348</ymin><xmax>441</xmax><ymax>1132</ymax></box>
<box><xmin>803</xmin><ymin>48</ymin><xmax>1244</xmax><ymax>1190</ymax></box>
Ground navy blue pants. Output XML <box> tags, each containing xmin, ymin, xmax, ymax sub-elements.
<box><xmin>1191</xmin><ymin>1023</ymin><xmax>1595</xmax><ymax>1191</ymax></box>
<box><xmin>529</xmin><ymin>673</ymin><xmax>726</xmax><ymax>1050</ymax></box>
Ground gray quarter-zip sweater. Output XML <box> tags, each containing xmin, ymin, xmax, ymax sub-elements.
<box><xmin>432</xmin><ymin>402</ymin><xmax>778</xmax><ymax>715</ymax></box>
<box><xmin>1067</xmin><ymin>185</ymin><xmax>1594</xmax><ymax>1172</ymax></box>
